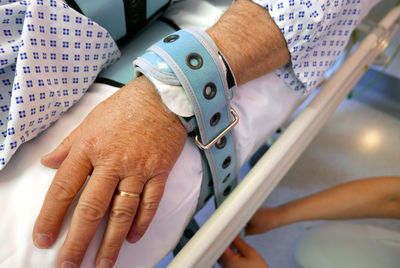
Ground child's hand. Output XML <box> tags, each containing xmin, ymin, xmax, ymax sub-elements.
<box><xmin>220</xmin><ymin>236</ymin><xmax>269</xmax><ymax>268</ymax></box>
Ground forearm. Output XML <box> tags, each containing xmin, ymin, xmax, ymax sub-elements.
<box><xmin>207</xmin><ymin>0</ymin><xmax>290</xmax><ymax>86</ymax></box>
<box><xmin>276</xmin><ymin>177</ymin><xmax>400</xmax><ymax>226</ymax></box>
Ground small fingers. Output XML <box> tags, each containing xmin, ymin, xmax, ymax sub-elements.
<box><xmin>222</xmin><ymin>246</ymin><xmax>237</xmax><ymax>258</ymax></box>
<box><xmin>58</xmin><ymin>168</ymin><xmax>119</xmax><ymax>268</ymax></box>
<box><xmin>33</xmin><ymin>149</ymin><xmax>92</xmax><ymax>249</ymax></box>
<box><xmin>232</xmin><ymin>236</ymin><xmax>255</xmax><ymax>256</ymax></box>
<box><xmin>127</xmin><ymin>174</ymin><xmax>167</xmax><ymax>243</ymax></box>
<box><xmin>41</xmin><ymin>126</ymin><xmax>82</xmax><ymax>169</ymax></box>
<box><xmin>231</xmin><ymin>236</ymin><xmax>270</xmax><ymax>268</ymax></box>
<box><xmin>219</xmin><ymin>239</ymin><xmax>240</xmax><ymax>268</ymax></box>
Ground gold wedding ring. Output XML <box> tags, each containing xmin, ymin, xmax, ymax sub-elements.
<box><xmin>117</xmin><ymin>190</ymin><xmax>140</xmax><ymax>198</ymax></box>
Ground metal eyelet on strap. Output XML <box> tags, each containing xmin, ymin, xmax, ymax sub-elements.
<box><xmin>203</xmin><ymin>83</ymin><xmax>217</xmax><ymax>99</ymax></box>
<box><xmin>130</xmin><ymin>14</ymin><xmax>139</xmax><ymax>24</ymax></box>
<box><xmin>210</xmin><ymin>113</ymin><xmax>221</xmax><ymax>126</ymax></box>
<box><xmin>195</xmin><ymin>108</ymin><xmax>239</xmax><ymax>150</ymax></box>
<box><xmin>222</xmin><ymin>173</ymin><xmax>230</xmax><ymax>183</ymax></box>
<box><xmin>163</xmin><ymin>34</ymin><xmax>179</xmax><ymax>43</ymax></box>
<box><xmin>215</xmin><ymin>136</ymin><xmax>226</xmax><ymax>149</ymax></box>
<box><xmin>223</xmin><ymin>185</ymin><xmax>231</xmax><ymax>196</ymax></box>
<box><xmin>184</xmin><ymin>229</ymin><xmax>194</xmax><ymax>238</ymax></box>
<box><xmin>186</xmin><ymin>53</ymin><xmax>203</xmax><ymax>69</ymax></box>
<box><xmin>222</xmin><ymin>156</ymin><xmax>231</xmax><ymax>169</ymax></box>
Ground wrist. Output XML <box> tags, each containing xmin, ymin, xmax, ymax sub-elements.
<box><xmin>206</xmin><ymin>0</ymin><xmax>289</xmax><ymax>85</ymax></box>
<box><xmin>268</xmin><ymin>205</ymin><xmax>290</xmax><ymax>229</ymax></box>
<box><xmin>127</xmin><ymin>76</ymin><xmax>187</xmax><ymax>138</ymax></box>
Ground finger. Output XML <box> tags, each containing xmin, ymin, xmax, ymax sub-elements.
<box><xmin>219</xmin><ymin>245</ymin><xmax>240</xmax><ymax>268</ymax></box>
<box><xmin>127</xmin><ymin>174</ymin><xmax>167</xmax><ymax>243</ymax></box>
<box><xmin>232</xmin><ymin>236</ymin><xmax>255</xmax><ymax>256</ymax></box>
<box><xmin>222</xmin><ymin>247</ymin><xmax>237</xmax><ymax>258</ymax></box>
<box><xmin>41</xmin><ymin>126</ymin><xmax>82</xmax><ymax>169</ymax></box>
<box><xmin>33</xmin><ymin>148</ymin><xmax>92</xmax><ymax>249</ymax></box>
<box><xmin>57</xmin><ymin>167</ymin><xmax>120</xmax><ymax>268</ymax></box>
<box><xmin>95</xmin><ymin>178</ymin><xmax>143</xmax><ymax>268</ymax></box>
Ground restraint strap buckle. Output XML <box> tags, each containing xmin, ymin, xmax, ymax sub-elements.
<box><xmin>195</xmin><ymin>108</ymin><xmax>239</xmax><ymax>150</ymax></box>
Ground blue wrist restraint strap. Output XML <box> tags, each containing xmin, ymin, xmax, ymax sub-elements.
<box><xmin>134</xmin><ymin>28</ymin><xmax>239</xmax><ymax>209</ymax></box>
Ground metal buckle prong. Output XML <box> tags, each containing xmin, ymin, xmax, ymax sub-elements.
<box><xmin>195</xmin><ymin>108</ymin><xmax>239</xmax><ymax>150</ymax></box>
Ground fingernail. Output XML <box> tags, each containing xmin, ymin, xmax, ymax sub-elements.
<box><xmin>34</xmin><ymin>233</ymin><xmax>52</xmax><ymax>248</ymax></box>
<box><xmin>98</xmin><ymin>259</ymin><xmax>113</xmax><ymax>268</ymax></box>
<box><xmin>40</xmin><ymin>155</ymin><xmax>49</xmax><ymax>166</ymax></box>
<box><xmin>61</xmin><ymin>261</ymin><xmax>77</xmax><ymax>268</ymax></box>
<box><xmin>127</xmin><ymin>234</ymin><xmax>141</xmax><ymax>243</ymax></box>
<box><xmin>41</xmin><ymin>152</ymin><xmax>51</xmax><ymax>161</ymax></box>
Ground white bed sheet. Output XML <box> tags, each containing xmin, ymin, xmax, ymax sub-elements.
<box><xmin>0</xmin><ymin>73</ymin><xmax>305</xmax><ymax>268</ymax></box>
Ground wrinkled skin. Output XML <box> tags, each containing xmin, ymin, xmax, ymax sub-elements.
<box><xmin>33</xmin><ymin>76</ymin><xmax>187</xmax><ymax>268</ymax></box>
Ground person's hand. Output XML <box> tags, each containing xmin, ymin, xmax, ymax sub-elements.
<box><xmin>33</xmin><ymin>76</ymin><xmax>187</xmax><ymax>268</ymax></box>
<box><xmin>245</xmin><ymin>207</ymin><xmax>282</xmax><ymax>235</ymax></box>
<box><xmin>220</xmin><ymin>236</ymin><xmax>269</xmax><ymax>268</ymax></box>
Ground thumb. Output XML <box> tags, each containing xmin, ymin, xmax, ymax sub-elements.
<box><xmin>40</xmin><ymin>125</ymin><xmax>81</xmax><ymax>168</ymax></box>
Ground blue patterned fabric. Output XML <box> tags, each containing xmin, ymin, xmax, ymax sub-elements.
<box><xmin>0</xmin><ymin>0</ymin><xmax>120</xmax><ymax>169</ymax></box>
<box><xmin>252</xmin><ymin>0</ymin><xmax>362</xmax><ymax>93</ymax></box>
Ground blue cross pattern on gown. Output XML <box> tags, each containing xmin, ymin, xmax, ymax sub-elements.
<box><xmin>252</xmin><ymin>0</ymin><xmax>361</xmax><ymax>93</ymax></box>
<box><xmin>0</xmin><ymin>0</ymin><xmax>120</xmax><ymax>169</ymax></box>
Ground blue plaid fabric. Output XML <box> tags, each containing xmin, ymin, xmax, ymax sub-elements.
<box><xmin>252</xmin><ymin>0</ymin><xmax>362</xmax><ymax>93</ymax></box>
<box><xmin>0</xmin><ymin>0</ymin><xmax>120</xmax><ymax>169</ymax></box>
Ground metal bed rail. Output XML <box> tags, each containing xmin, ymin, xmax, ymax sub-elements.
<box><xmin>168</xmin><ymin>5</ymin><xmax>400</xmax><ymax>268</ymax></box>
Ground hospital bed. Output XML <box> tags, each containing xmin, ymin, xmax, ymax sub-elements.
<box><xmin>0</xmin><ymin>0</ymin><xmax>399</xmax><ymax>267</ymax></box>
